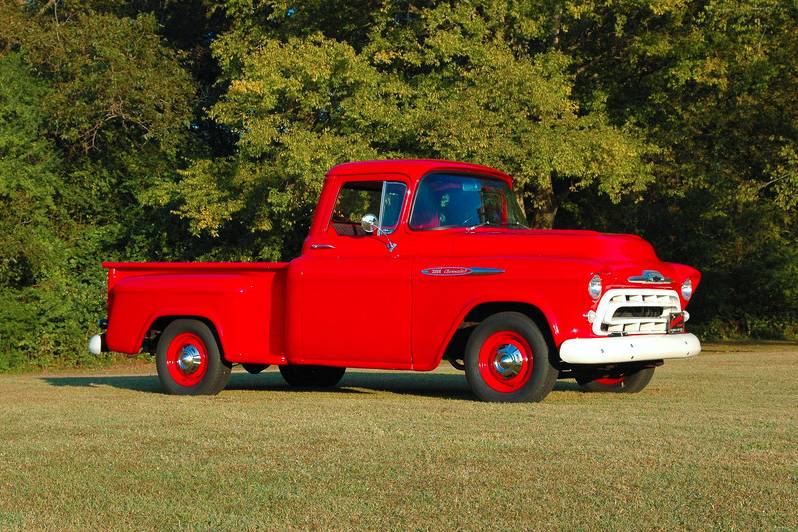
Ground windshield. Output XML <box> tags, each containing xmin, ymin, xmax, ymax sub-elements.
<box><xmin>409</xmin><ymin>173</ymin><xmax>528</xmax><ymax>230</ymax></box>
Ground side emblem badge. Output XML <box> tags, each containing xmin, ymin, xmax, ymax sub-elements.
<box><xmin>421</xmin><ymin>267</ymin><xmax>504</xmax><ymax>277</ymax></box>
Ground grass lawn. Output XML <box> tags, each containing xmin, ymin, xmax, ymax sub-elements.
<box><xmin>0</xmin><ymin>343</ymin><xmax>796</xmax><ymax>530</ymax></box>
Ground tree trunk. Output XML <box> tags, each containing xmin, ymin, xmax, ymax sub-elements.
<box><xmin>534</xmin><ymin>194</ymin><xmax>557</xmax><ymax>229</ymax></box>
<box><xmin>531</xmin><ymin>174</ymin><xmax>558</xmax><ymax>229</ymax></box>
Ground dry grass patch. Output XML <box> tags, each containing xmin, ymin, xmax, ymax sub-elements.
<box><xmin>0</xmin><ymin>344</ymin><xmax>796</xmax><ymax>529</ymax></box>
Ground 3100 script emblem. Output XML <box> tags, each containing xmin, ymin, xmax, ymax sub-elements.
<box><xmin>421</xmin><ymin>266</ymin><xmax>504</xmax><ymax>277</ymax></box>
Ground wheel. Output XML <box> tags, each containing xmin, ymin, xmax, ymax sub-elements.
<box><xmin>155</xmin><ymin>319</ymin><xmax>231</xmax><ymax>395</ymax></box>
<box><xmin>242</xmin><ymin>363</ymin><xmax>269</xmax><ymax>374</ymax></box>
<box><xmin>279</xmin><ymin>365</ymin><xmax>346</xmax><ymax>387</ymax></box>
<box><xmin>464</xmin><ymin>312</ymin><xmax>558</xmax><ymax>402</ymax></box>
<box><xmin>576</xmin><ymin>366</ymin><xmax>655</xmax><ymax>393</ymax></box>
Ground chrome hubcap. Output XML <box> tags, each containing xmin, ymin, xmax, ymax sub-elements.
<box><xmin>493</xmin><ymin>344</ymin><xmax>523</xmax><ymax>379</ymax></box>
<box><xmin>177</xmin><ymin>344</ymin><xmax>202</xmax><ymax>374</ymax></box>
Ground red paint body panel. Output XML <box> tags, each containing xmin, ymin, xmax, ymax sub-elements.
<box><xmin>99</xmin><ymin>160</ymin><xmax>701</xmax><ymax>371</ymax></box>
<box><xmin>104</xmin><ymin>263</ymin><xmax>288</xmax><ymax>364</ymax></box>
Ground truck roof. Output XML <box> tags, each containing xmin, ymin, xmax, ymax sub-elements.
<box><xmin>327</xmin><ymin>159</ymin><xmax>512</xmax><ymax>185</ymax></box>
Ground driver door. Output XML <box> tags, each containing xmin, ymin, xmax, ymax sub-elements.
<box><xmin>297</xmin><ymin>177</ymin><xmax>412</xmax><ymax>368</ymax></box>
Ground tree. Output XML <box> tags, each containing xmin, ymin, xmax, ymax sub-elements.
<box><xmin>0</xmin><ymin>53</ymin><xmax>86</xmax><ymax>368</ymax></box>
<box><xmin>0</xmin><ymin>2</ymin><xmax>200</xmax><ymax>368</ymax></box>
<box><xmin>1</xmin><ymin>0</ymin><xmax>796</xmax><ymax>371</ymax></box>
<box><xmin>154</xmin><ymin>1</ymin><xmax>654</xmax><ymax>261</ymax></box>
<box><xmin>521</xmin><ymin>0</ymin><xmax>797</xmax><ymax>337</ymax></box>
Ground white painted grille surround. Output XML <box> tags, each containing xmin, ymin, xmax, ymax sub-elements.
<box><xmin>593</xmin><ymin>289</ymin><xmax>681</xmax><ymax>336</ymax></box>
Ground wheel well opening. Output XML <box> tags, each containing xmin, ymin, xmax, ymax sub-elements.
<box><xmin>442</xmin><ymin>302</ymin><xmax>557</xmax><ymax>368</ymax></box>
<box><xmin>143</xmin><ymin>316</ymin><xmax>224</xmax><ymax>355</ymax></box>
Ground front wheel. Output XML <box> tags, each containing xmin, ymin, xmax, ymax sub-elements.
<box><xmin>576</xmin><ymin>366</ymin><xmax>655</xmax><ymax>393</ymax></box>
<box><xmin>155</xmin><ymin>319</ymin><xmax>231</xmax><ymax>395</ymax></box>
<box><xmin>464</xmin><ymin>312</ymin><xmax>558</xmax><ymax>402</ymax></box>
<box><xmin>279</xmin><ymin>365</ymin><xmax>346</xmax><ymax>387</ymax></box>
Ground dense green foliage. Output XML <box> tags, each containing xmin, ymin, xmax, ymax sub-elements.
<box><xmin>0</xmin><ymin>0</ymin><xmax>796</xmax><ymax>369</ymax></box>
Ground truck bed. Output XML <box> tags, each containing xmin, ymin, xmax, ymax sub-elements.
<box><xmin>103</xmin><ymin>262</ymin><xmax>290</xmax><ymax>363</ymax></box>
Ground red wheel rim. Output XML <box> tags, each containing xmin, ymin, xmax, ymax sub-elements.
<box><xmin>166</xmin><ymin>332</ymin><xmax>208</xmax><ymax>387</ymax></box>
<box><xmin>477</xmin><ymin>331</ymin><xmax>533</xmax><ymax>393</ymax></box>
<box><xmin>595</xmin><ymin>376</ymin><xmax>625</xmax><ymax>386</ymax></box>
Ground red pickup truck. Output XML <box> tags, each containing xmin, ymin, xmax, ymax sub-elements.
<box><xmin>89</xmin><ymin>159</ymin><xmax>701</xmax><ymax>402</ymax></box>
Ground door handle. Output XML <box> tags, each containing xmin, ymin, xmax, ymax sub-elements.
<box><xmin>310</xmin><ymin>243</ymin><xmax>336</xmax><ymax>249</ymax></box>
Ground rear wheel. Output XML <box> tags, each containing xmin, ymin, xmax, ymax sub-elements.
<box><xmin>155</xmin><ymin>319</ymin><xmax>231</xmax><ymax>395</ymax></box>
<box><xmin>576</xmin><ymin>366</ymin><xmax>655</xmax><ymax>393</ymax></box>
<box><xmin>279</xmin><ymin>365</ymin><xmax>346</xmax><ymax>387</ymax></box>
<box><xmin>242</xmin><ymin>363</ymin><xmax>269</xmax><ymax>374</ymax></box>
<box><xmin>464</xmin><ymin>312</ymin><xmax>558</xmax><ymax>402</ymax></box>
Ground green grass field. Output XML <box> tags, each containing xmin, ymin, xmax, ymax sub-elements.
<box><xmin>0</xmin><ymin>343</ymin><xmax>796</xmax><ymax>530</ymax></box>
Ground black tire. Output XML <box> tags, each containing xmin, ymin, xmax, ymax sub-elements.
<box><xmin>279</xmin><ymin>365</ymin><xmax>346</xmax><ymax>387</ymax></box>
<box><xmin>155</xmin><ymin>319</ymin><xmax>231</xmax><ymax>395</ymax></box>
<box><xmin>242</xmin><ymin>363</ymin><xmax>269</xmax><ymax>374</ymax></box>
<box><xmin>464</xmin><ymin>312</ymin><xmax>558</xmax><ymax>402</ymax></box>
<box><xmin>576</xmin><ymin>366</ymin><xmax>655</xmax><ymax>393</ymax></box>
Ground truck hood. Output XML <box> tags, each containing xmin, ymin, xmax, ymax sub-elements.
<box><xmin>449</xmin><ymin>228</ymin><xmax>660</xmax><ymax>264</ymax></box>
<box><xmin>444</xmin><ymin>228</ymin><xmax>700</xmax><ymax>294</ymax></box>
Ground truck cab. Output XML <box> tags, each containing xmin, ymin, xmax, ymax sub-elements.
<box><xmin>89</xmin><ymin>160</ymin><xmax>701</xmax><ymax>402</ymax></box>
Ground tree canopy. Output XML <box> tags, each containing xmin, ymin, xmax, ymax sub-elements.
<box><xmin>0</xmin><ymin>0</ymin><xmax>796</xmax><ymax>369</ymax></box>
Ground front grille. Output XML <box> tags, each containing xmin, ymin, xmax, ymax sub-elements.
<box><xmin>613</xmin><ymin>306</ymin><xmax>664</xmax><ymax>319</ymax></box>
<box><xmin>594</xmin><ymin>289</ymin><xmax>681</xmax><ymax>335</ymax></box>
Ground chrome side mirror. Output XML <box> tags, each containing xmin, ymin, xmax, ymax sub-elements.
<box><xmin>361</xmin><ymin>213</ymin><xmax>378</xmax><ymax>234</ymax></box>
<box><xmin>360</xmin><ymin>213</ymin><xmax>397</xmax><ymax>252</ymax></box>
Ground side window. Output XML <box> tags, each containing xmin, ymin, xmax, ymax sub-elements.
<box><xmin>330</xmin><ymin>180</ymin><xmax>406</xmax><ymax>237</ymax></box>
<box><xmin>379</xmin><ymin>182</ymin><xmax>406</xmax><ymax>233</ymax></box>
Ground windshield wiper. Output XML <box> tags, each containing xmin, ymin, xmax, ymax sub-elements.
<box><xmin>501</xmin><ymin>222</ymin><xmax>529</xmax><ymax>229</ymax></box>
<box><xmin>465</xmin><ymin>221</ymin><xmax>494</xmax><ymax>231</ymax></box>
<box><xmin>466</xmin><ymin>221</ymin><xmax>528</xmax><ymax>231</ymax></box>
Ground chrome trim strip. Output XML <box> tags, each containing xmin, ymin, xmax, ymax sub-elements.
<box><xmin>310</xmin><ymin>243</ymin><xmax>336</xmax><ymax>249</ymax></box>
<box><xmin>421</xmin><ymin>266</ymin><xmax>504</xmax><ymax>277</ymax></box>
<box><xmin>469</xmin><ymin>267</ymin><xmax>506</xmax><ymax>276</ymax></box>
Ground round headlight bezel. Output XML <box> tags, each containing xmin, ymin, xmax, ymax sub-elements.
<box><xmin>588</xmin><ymin>274</ymin><xmax>602</xmax><ymax>300</ymax></box>
<box><xmin>681</xmin><ymin>278</ymin><xmax>693</xmax><ymax>300</ymax></box>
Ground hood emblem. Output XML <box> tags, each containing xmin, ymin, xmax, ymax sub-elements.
<box><xmin>421</xmin><ymin>266</ymin><xmax>504</xmax><ymax>277</ymax></box>
<box><xmin>628</xmin><ymin>270</ymin><xmax>672</xmax><ymax>284</ymax></box>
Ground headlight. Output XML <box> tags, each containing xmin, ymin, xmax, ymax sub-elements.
<box><xmin>681</xmin><ymin>278</ymin><xmax>693</xmax><ymax>300</ymax></box>
<box><xmin>588</xmin><ymin>274</ymin><xmax>602</xmax><ymax>300</ymax></box>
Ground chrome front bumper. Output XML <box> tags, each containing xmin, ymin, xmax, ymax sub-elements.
<box><xmin>559</xmin><ymin>333</ymin><xmax>700</xmax><ymax>365</ymax></box>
